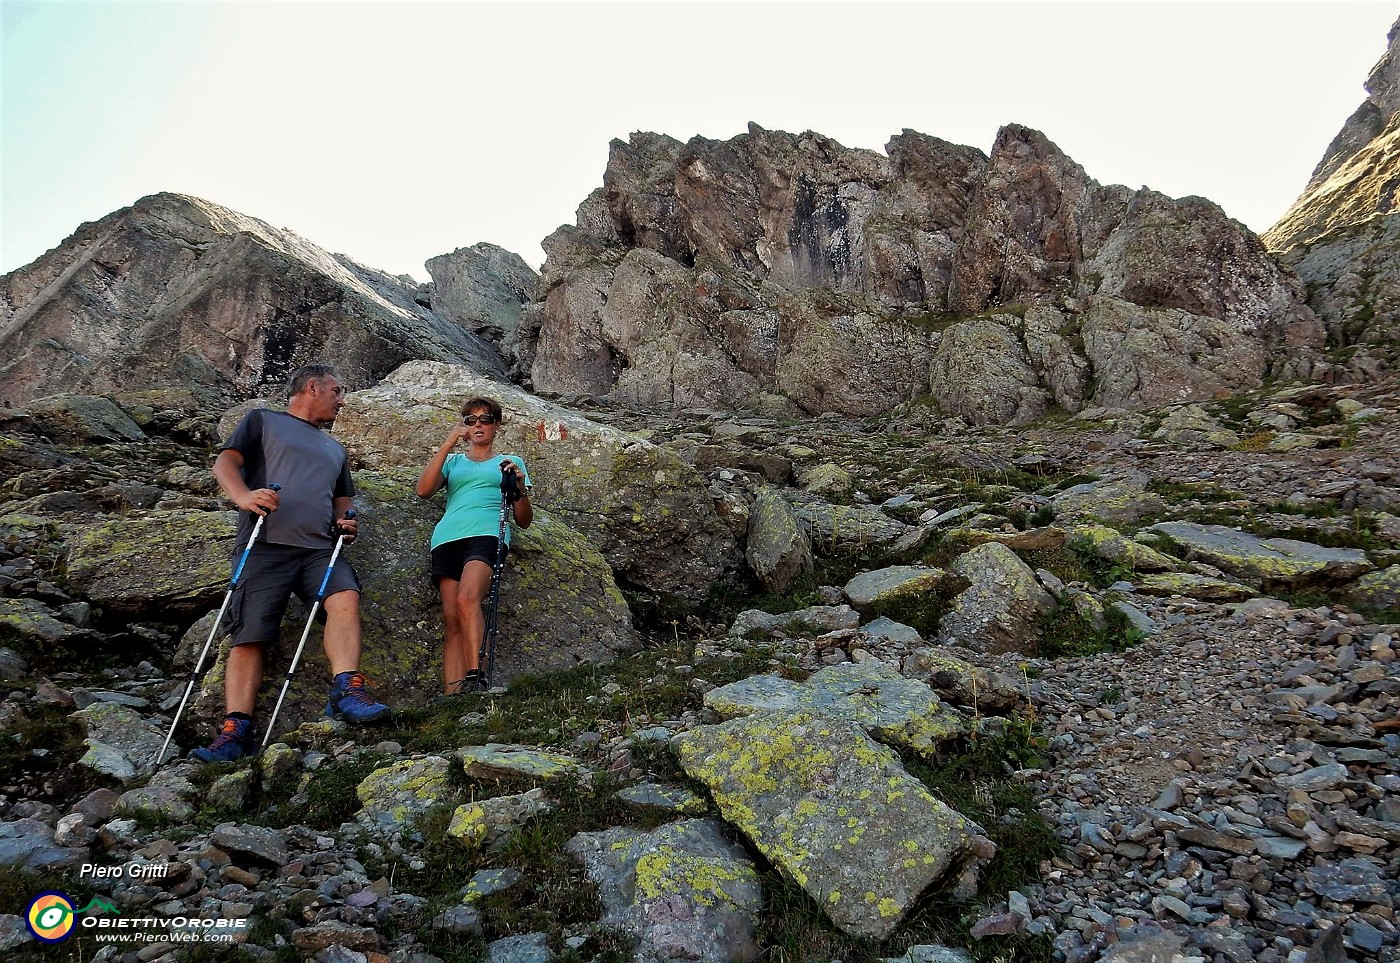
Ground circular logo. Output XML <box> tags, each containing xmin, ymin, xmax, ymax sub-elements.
<box><xmin>26</xmin><ymin>891</ymin><xmax>75</xmax><ymax>943</ymax></box>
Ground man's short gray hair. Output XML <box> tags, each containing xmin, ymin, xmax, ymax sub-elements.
<box><xmin>287</xmin><ymin>363</ymin><xmax>341</xmax><ymax>398</ymax></box>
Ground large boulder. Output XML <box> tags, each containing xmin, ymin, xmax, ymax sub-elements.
<box><xmin>25</xmin><ymin>395</ymin><xmax>146</xmax><ymax>444</ymax></box>
<box><xmin>674</xmin><ymin>709</ymin><xmax>994</xmax><ymax>941</ymax></box>
<box><xmin>0</xmin><ymin>192</ymin><xmax>505</xmax><ymax>408</ymax></box>
<box><xmin>65</xmin><ymin>509</ymin><xmax>236</xmax><ymax>617</ymax></box>
<box><xmin>335</xmin><ymin>361</ymin><xmax>740</xmax><ymax>605</ymax></box>
<box><xmin>928</xmin><ymin>314</ymin><xmax>1049</xmax><ymax>426</ymax></box>
<box><xmin>189</xmin><ymin>469</ymin><xmax>636</xmax><ymax>727</ymax></box>
<box><xmin>745</xmin><ymin>486</ymin><xmax>813</xmax><ymax>594</ymax></box>
<box><xmin>938</xmin><ymin>542</ymin><xmax>1056</xmax><ymax>654</ymax></box>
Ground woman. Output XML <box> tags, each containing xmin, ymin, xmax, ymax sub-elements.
<box><xmin>414</xmin><ymin>397</ymin><xmax>532</xmax><ymax>694</ymax></box>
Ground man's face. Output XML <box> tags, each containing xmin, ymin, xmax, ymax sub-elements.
<box><xmin>306</xmin><ymin>376</ymin><xmax>347</xmax><ymax>424</ymax></box>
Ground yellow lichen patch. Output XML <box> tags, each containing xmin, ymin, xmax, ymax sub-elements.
<box><xmin>633</xmin><ymin>851</ymin><xmax>759</xmax><ymax>910</ymax></box>
<box><xmin>446</xmin><ymin>804</ymin><xmax>488</xmax><ymax>849</ymax></box>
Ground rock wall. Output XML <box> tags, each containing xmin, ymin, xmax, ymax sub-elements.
<box><xmin>523</xmin><ymin>123</ymin><xmax>1323</xmax><ymax>424</ymax></box>
<box><xmin>0</xmin><ymin>193</ymin><xmax>507</xmax><ymax>408</ymax></box>
<box><xmin>1265</xmin><ymin>16</ymin><xmax>1400</xmax><ymax>376</ymax></box>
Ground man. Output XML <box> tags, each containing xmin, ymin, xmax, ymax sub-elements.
<box><xmin>192</xmin><ymin>363</ymin><xmax>389</xmax><ymax>762</ymax></box>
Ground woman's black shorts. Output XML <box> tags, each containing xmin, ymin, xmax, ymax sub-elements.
<box><xmin>430</xmin><ymin>536</ymin><xmax>506</xmax><ymax>582</ymax></box>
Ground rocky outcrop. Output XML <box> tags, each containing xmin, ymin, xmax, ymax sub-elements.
<box><xmin>1265</xmin><ymin>17</ymin><xmax>1400</xmax><ymax>374</ymax></box>
<box><xmin>422</xmin><ymin>242</ymin><xmax>538</xmax><ymax>344</ymax></box>
<box><xmin>0</xmin><ymin>193</ymin><xmax>507</xmax><ymax>408</ymax></box>
<box><xmin>523</xmin><ymin>123</ymin><xmax>1321</xmax><ymax>424</ymax></box>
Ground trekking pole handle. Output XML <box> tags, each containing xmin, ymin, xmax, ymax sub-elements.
<box><xmin>247</xmin><ymin>482</ymin><xmax>281</xmax><ymax>514</ymax></box>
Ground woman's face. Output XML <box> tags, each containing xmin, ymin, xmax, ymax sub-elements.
<box><xmin>463</xmin><ymin>406</ymin><xmax>498</xmax><ymax>444</ymax></box>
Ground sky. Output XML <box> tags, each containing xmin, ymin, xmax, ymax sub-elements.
<box><xmin>2</xmin><ymin>0</ymin><xmax>1397</xmax><ymax>281</ymax></box>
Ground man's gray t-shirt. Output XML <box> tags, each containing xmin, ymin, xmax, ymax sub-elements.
<box><xmin>221</xmin><ymin>408</ymin><xmax>355</xmax><ymax>549</ymax></box>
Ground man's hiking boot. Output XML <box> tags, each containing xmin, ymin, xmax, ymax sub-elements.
<box><xmin>189</xmin><ymin>714</ymin><xmax>254</xmax><ymax>763</ymax></box>
<box><xmin>325</xmin><ymin>671</ymin><xmax>391</xmax><ymax>724</ymax></box>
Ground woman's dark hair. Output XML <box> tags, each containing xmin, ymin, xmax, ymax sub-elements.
<box><xmin>460</xmin><ymin>397</ymin><xmax>503</xmax><ymax>422</ymax></box>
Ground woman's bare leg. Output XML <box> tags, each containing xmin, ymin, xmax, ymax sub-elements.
<box><xmin>454</xmin><ymin>559</ymin><xmax>494</xmax><ymax>683</ymax></box>
<box><xmin>439</xmin><ymin>577</ymin><xmax>467</xmax><ymax>695</ymax></box>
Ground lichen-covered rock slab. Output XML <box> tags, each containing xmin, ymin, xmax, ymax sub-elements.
<box><xmin>0</xmin><ymin>598</ymin><xmax>87</xmax><ymax>644</ymax></box>
<box><xmin>901</xmin><ymin>648</ymin><xmax>1027</xmax><ymax>713</ymax></box>
<box><xmin>565</xmin><ymin>818</ymin><xmax>763</xmax><ymax>963</ymax></box>
<box><xmin>1134</xmin><ymin>572</ymin><xmax>1256</xmax><ymax>602</ymax></box>
<box><xmin>458</xmin><ymin>744</ymin><xmax>588</xmax><ymax>783</ymax></box>
<box><xmin>1066</xmin><ymin>524</ymin><xmax>1181</xmax><ymax>572</ymax></box>
<box><xmin>65</xmin><ymin>509</ymin><xmax>236</xmax><ymax>616</ymax></box>
<box><xmin>703</xmin><ymin>661</ymin><xmax>965</xmax><ymax>756</ymax></box>
<box><xmin>447</xmin><ymin>788</ymin><xmax>553</xmax><ymax>851</ymax></box>
<box><xmin>115</xmin><ymin>769</ymin><xmax>198</xmax><ymax>824</ymax></box>
<box><xmin>616</xmin><ymin>782</ymin><xmax>708</xmax><ymax>816</ymax></box>
<box><xmin>843</xmin><ymin>565</ymin><xmax>952</xmax><ymax>609</ymax></box>
<box><xmin>1050</xmin><ymin>474</ymin><xmax>1170</xmax><ymax>526</ymax></box>
<box><xmin>728</xmin><ymin>604</ymin><xmax>860</xmax><ymax>639</ymax></box>
<box><xmin>1346</xmin><ymin>564</ymin><xmax>1400</xmax><ymax>613</ymax></box>
<box><xmin>674</xmin><ymin>710</ymin><xmax>994</xmax><ymax>941</ymax></box>
<box><xmin>355</xmin><ymin>756</ymin><xmax>453</xmax><ymax>836</ymax></box>
<box><xmin>938</xmin><ymin>542</ymin><xmax>1056</xmax><ymax>654</ymax></box>
<box><xmin>1146</xmin><ymin>522</ymin><xmax>1374</xmax><ymax>589</ymax></box>
<box><xmin>26</xmin><ymin>394</ymin><xmax>146</xmax><ymax>444</ymax></box>
<box><xmin>792</xmin><ymin>499</ymin><xmax>910</xmax><ymax>553</ymax></box>
<box><xmin>745</xmin><ymin>486</ymin><xmax>813</xmax><ymax>594</ymax></box>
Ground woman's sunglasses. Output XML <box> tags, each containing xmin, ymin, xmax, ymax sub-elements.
<box><xmin>463</xmin><ymin>414</ymin><xmax>498</xmax><ymax>425</ymax></box>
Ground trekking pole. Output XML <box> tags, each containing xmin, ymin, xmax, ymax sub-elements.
<box><xmin>262</xmin><ymin>510</ymin><xmax>356</xmax><ymax>747</ymax></box>
<box><xmin>155</xmin><ymin>484</ymin><xmax>280</xmax><ymax>766</ymax></box>
<box><xmin>481</xmin><ymin>466</ymin><xmax>518</xmax><ymax>687</ymax></box>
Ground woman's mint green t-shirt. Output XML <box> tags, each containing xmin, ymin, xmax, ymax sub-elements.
<box><xmin>429</xmin><ymin>453</ymin><xmax>531</xmax><ymax>550</ymax></box>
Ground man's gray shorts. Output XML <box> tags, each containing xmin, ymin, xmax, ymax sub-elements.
<box><xmin>223</xmin><ymin>543</ymin><xmax>361</xmax><ymax>647</ymax></box>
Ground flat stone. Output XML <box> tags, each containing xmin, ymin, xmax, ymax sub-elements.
<box><xmin>1146</xmin><ymin>522</ymin><xmax>1373</xmax><ymax>588</ymax></box>
<box><xmin>458</xmin><ymin>744</ymin><xmax>586</xmax><ymax>782</ymax></box>
<box><xmin>675</xmin><ymin>710</ymin><xmax>994</xmax><ymax>941</ymax></box>
<box><xmin>844</xmin><ymin>565</ymin><xmax>951</xmax><ymax>609</ymax></box>
<box><xmin>209</xmin><ymin>823</ymin><xmax>289</xmax><ymax>867</ymax></box>
<box><xmin>1275</xmin><ymin>763</ymin><xmax>1349</xmax><ymax>792</ymax></box>
<box><xmin>703</xmin><ymin>660</ymin><xmax>965</xmax><ymax>756</ymax></box>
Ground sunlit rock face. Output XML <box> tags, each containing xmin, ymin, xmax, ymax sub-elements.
<box><xmin>1265</xmin><ymin>16</ymin><xmax>1400</xmax><ymax>378</ymax></box>
<box><xmin>523</xmin><ymin>122</ymin><xmax>1321</xmax><ymax>424</ymax></box>
<box><xmin>0</xmin><ymin>192</ymin><xmax>506</xmax><ymax>408</ymax></box>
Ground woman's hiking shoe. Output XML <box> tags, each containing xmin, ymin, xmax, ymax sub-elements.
<box><xmin>189</xmin><ymin>715</ymin><xmax>254</xmax><ymax>763</ymax></box>
<box><xmin>325</xmin><ymin>671</ymin><xmax>391</xmax><ymax>724</ymax></box>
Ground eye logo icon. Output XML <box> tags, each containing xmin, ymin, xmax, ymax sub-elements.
<box><xmin>27</xmin><ymin>891</ymin><xmax>75</xmax><ymax>942</ymax></box>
